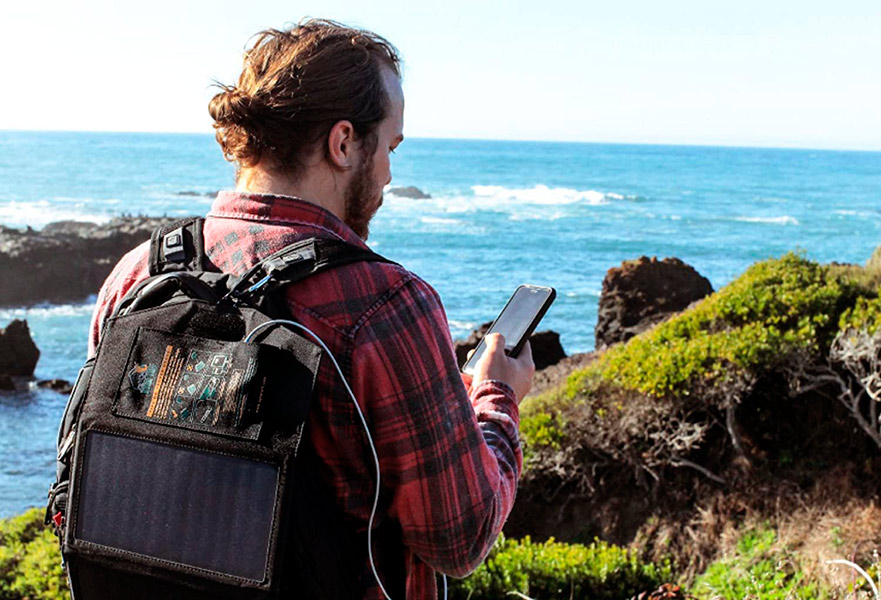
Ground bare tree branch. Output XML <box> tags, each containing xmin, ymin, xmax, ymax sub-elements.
<box><xmin>670</xmin><ymin>456</ymin><xmax>726</xmax><ymax>484</ymax></box>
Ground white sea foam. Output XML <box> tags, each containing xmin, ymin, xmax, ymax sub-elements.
<box><xmin>734</xmin><ymin>216</ymin><xmax>800</xmax><ymax>226</ymax></box>
<box><xmin>420</xmin><ymin>216</ymin><xmax>463</xmax><ymax>225</ymax></box>
<box><xmin>0</xmin><ymin>200</ymin><xmax>113</xmax><ymax>229</ymax></box>
<box><xmin>471</xmin><ymin>184</ymin><xmax>614</xmax><ymax>206</ymax></box>
<box><xmin>0</xmin><ymin>299</ymin><xmax>96</xmax><ymax>320</ymax></box>
<box><xmin>835</xmin><ymin>209</ymin><xmax>874</xmax><ymax>218</ymax></box>
<box><xmin>448</xmin><ymin>320</ymin><xmax>477</xmax><ymax>332</ymax></box>
<box><xmin>508</xmin><ymin>210</ymin><xmax>567</xmax><ymax>222</ymax></box>
<box><xmin>382</xmin><ymin>183</ymin><xmax>629</xmax><ymax>223</ymax></box>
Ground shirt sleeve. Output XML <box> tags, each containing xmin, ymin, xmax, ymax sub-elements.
<box><xmin>88</xmin><ymin>241</ymin><xmax>151</xmax><ymax>357</ymax></box>
<box><xmin>349</xmin><ymin>274</ymin><xmax>522</xmax><ymax>578</ymax></box>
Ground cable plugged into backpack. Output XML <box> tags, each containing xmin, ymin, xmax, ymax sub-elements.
<box><xmin>48</xmin><ymin>219</ymin><xmax>452</xmax><ymax>600</ymax></box>
<box><xmin>245</xmin><ymin>319</ymin><xmax>448</xmax><ymax>600</ymax></box>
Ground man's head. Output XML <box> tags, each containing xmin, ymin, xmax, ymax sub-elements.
<box><xmin>209</xmin><ymin>19</ymin><xmax>404</xmax><ymax>238</ymax></box>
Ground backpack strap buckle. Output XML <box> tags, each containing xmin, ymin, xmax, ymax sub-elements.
<box><xmin>162</xmin><ymin>227</ymin><xmax>186</xmax><ymax>264</ymax></box>
<box><xmin>149</xmin><ymin>217</ymin><xmax>206</xmax><ymax>275</ymax></box>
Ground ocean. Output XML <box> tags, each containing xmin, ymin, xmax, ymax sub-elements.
<box><xmin>1</xmin><ymin>130</ymin><xmax>880</xmax><ymax>517</ymax></box>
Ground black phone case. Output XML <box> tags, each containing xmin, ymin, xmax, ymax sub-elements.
<box><xmin>463</xmin><ymin>285</ymin><xmax>556</xmax><ymax>373</ymax></box>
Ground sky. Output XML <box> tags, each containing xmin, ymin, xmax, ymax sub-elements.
<box><xmin>1</xmin><ymin>0</ymin><xmax>880</xmax><ymax>150</ymax></box>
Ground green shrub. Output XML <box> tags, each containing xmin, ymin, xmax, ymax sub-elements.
<box><xmin>839</xmin><ymin>295</ymin><xmax>881</xmax><ymax>335</ymax></box>
<box><xmin>691</xmin><ymin>526</ymin><xmax>832</xmax><ymax>600</ymax></box>
<box><xmin>449</xmin><ymin>535</ymin><xmax>673</xmax><ymax>600</ymax></box>
<box><xmin>584</xmin><ymin>253</ymin><xmax>859</xmax><ymax>399</ymax></box>
<box><xmin>0</xmin><ymin>508</ymin><xmax>67</xmax><ymax>600</ymax></box>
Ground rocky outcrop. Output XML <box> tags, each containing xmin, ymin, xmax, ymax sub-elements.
<box><xmin>454</xmin><ymin>322</ymin><xmax>566</xmax><ymax>371</ymax></box>
<box><xmin>387</xmin><ymin>186</ymin><xmax>431</xmax><ymax>199</ymax></box>
<box><xmin>37</xmin><ymin>378</ymin><xmax>73</xmax><ymax>394</ymax></box>
<box><xmin>0</xmin><ymin>217</ymin><xmax>183</xmax><ymax>306</ymax></box>
<box><xmin>176</xmin><ymin>191</ymin><xmax>217</xmax><ymax>198</ymax></box>
<box><xmin>0</xmin><ymin>320</ymin><xmax>39</xmax><ymax>377</ymax></box>
<box><xmin>527</xmin><ymin>351</ymin><xmax>594</xmax><ymax>397</ymax></box>
<box><xmin>595</xmin><ymin>256</ymin><xmax>713</xmax><ymax>349</ymax></box>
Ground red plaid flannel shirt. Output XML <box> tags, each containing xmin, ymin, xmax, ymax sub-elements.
<box><xmin>89</xmin><ymin>191</ymin><xmax>523</xmax><ymax>599</ymax></box>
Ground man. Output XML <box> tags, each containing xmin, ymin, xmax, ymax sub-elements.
<box><xmin>90</xmin><ymin>19</ymin><xmax>533</xmax><ymax>599</ymax></box>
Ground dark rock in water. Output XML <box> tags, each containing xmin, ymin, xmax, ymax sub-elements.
<box><xmin>176</xmin><ymin>191</ymin><xmax>218</xmax><ymax>198</ymax></box>
<box><xmin>388</xmin><ymin>186</ymin><xmax>431</xmax><ymax>199</ymax></box>
<box><xmin>455</xmin><ymin>322</ymin><xmax>566</xmax><ymax>370</ymax></box>
<box><xmin>595</xmin><ymin>256</ymin><xmax>713</xmax><ymax>349</ymax></box>
<box><xmin>37</xmin><ymin>378</ymin><xmax>73</xmax><ymax>394</ymax></box>
<box><xmin>0</xmin><ymin>374</ymin><xmax>13</xmax><ymax>390</ymax></box>
<box><xmin>0</xmin><ymin>320</ymin><xmax>40</xmax><ymax>377</ymax></box>
<box><xmin>0</xmin><ymin>216</ymin><xmax>185</xmax><ymax>306</ymax></box>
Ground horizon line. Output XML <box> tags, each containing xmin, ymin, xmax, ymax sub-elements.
<box><xmin>1</xmin><ymin>128</ymin><xmax>880</xmax><ymax>154</ymax></box>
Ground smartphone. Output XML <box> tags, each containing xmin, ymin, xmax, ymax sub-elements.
<box><xmin>461</xmin><ymin>284</ymin><xmax>556</xmax><ymax>375</ymax></box>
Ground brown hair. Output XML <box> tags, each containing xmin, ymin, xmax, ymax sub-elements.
<box><xmin>209</xmin><ymin>19</ymin><xmax>401</xmax><ymax>176</ymax></box>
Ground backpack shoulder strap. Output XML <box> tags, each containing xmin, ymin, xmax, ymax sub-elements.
<box><xmin>148</xmin><ymin>217</ymin><xmax>206</xmax><ymax>275</ymax></box>
<box><xmin>224</xmin><ymin>237</ymin><xmax>397</xmax><ymax>304</ymax></box>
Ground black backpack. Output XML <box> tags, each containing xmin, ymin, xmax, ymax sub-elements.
<box><xmin>46</xmin><ymin>218</ymin><xmax>401</xmax><ymax>599</ymax></box>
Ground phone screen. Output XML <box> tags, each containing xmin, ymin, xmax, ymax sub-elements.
<box><xmin>462</xmin><ymin>285</ymin><xmax>555</xmax><ymax>374</ymax></box>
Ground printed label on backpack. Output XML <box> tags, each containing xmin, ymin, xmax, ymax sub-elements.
<box><xmin>114</xmin><ymin>328</ymin><xmax>265</xmax><ymax>440</ymax></box>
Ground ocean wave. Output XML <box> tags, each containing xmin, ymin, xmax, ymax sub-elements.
<box><xmin>835</xmin><ymin>209</ymin><xmax>875</xmax><ymax>218</ymax></box>
<box><xmin>0</xmin><ymin>201</ymin><xmax>113</xmax><ymax>229</ymax></box>
<box><xmin>448</xmin><ymin>320</ymin><xmax>477</xmax><ymax>332</ymax></box>
<box><xmin>420</xmin><ymin>216</ymin><xmax>463</xmax><ymax>225</ymax></box>
<box><xmin>381</xmin><ymin>184</ymin><xmax>630</xmax><ymax>224</ymax></box>
<box><xmin>508</xmin><ymin>210</ymin><xmax>567</xmax><ymax>222</ymax></box>
<box><xmin>0</xmin><ymin>299</ymin><xmax>96</xmax><ymax>320</ymax></box>
<box><xmin>471</xmin><ymin>184</ymin><xmax>619</xmax><ymax>206</ymax></box>
<box><xmin>734</xmin><ymin>216</ymin><xmax>800</xmax><ymax>226</ymax></box>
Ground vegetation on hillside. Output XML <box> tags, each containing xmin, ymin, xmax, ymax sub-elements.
<box><xmin>511</xmin><ymin>251</ymin><xmax>881</xmax><ymax>597</ymax></box>
<box><xmin>5</xmin><ymin>251</ymin><xmax>881</xmax><ymax>599</ymax></box>
<box><xmin>0</xmin><ymin>509</ymin><xmax>67</xmax><ymax>600</ymax></box>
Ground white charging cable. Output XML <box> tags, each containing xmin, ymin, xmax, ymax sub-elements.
<box><xmin>245</xmin><ymin>319</ymin><xmax>449</xmax><ymax>600</ymax></box>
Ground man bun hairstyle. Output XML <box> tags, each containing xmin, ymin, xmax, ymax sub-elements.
<box><xmin>209</xmin><ymin>19</ymin><xmax>401</xmax><ymax>175</ymax></box>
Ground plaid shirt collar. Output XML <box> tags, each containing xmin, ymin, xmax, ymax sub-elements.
<box><xmin>208</xmin><ymin>190</ymin><xmax>370</xmax><ymax>250</ymax></box>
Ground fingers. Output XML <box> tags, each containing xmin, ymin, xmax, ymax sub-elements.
<box><xmin>516</xmin><ymin>340</ymin><xmax>535</xmax><ymax>367</ymax></box>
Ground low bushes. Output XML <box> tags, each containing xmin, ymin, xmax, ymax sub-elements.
<box><xmin>0</xmin><ymin>509</ymin><xmax>672</xmax><ymax>600</ymax></box>
<box><xmin>0</xmin><ymin>508</ymin><xmax>67</xmax><ymax>600</ymax></box>
<box><xmin>582</xmin><ymin>252</ymin><xmax>859</xmax><ymax>400</ymax></box>
<box><xmin>448</xmin><ymin>534</ymin><xmax>672</xmax><ymax>600</ymax></box>
<box><xmin>691</xmin><ymin>527</ymin><xmax>833</xmax><ymax>600</ymax></box>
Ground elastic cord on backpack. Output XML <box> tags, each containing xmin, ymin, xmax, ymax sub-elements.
<box><xmin>244</xmin><ymin>320</ymin><xmax>448</xmax><ymax>600</ymax></box>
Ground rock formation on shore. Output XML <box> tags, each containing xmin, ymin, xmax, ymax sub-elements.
<box><xmin>0</xmin><ymin>320</ymin><xmax>39</xmax><ymax>389</ymax></box>
<box><xmin>0</xmin><ymin>217</ymin><xmax>183</xmax><ymax>306</ymax></box>
<box><xmin>594</xmin><ymin>256</ymin><xmax>713</xmax><ymax>349</ymax></box>
<box><xmin>454</xmin><ymin>322</ymin><xmax>567</xmax><ymax>371</ymax></box>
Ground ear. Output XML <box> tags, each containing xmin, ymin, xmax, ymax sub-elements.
<box><xmin>326</xmin><ymin>120</ymin><xmax>357</xmax><ymax>170</ymax></box>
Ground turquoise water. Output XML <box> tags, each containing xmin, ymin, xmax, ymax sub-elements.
<box><xmin>1</xmin><ymin>131</ymin><xmax>881</xmax><ymax>516</ymax></box>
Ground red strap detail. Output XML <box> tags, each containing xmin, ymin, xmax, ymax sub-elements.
<box><xmin>52</xmin><ymin>511</ymin><xmax>63</xmax><ymax>529</ymax></box>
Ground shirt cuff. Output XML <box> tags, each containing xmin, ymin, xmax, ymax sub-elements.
<box><xmin>470</xmin><ymin>379</ymin><xmax>520</xmax><ymax>429</ymax></box>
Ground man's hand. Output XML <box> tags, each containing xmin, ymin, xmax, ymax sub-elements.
<box><xmin>469</xmin><ymin>333</ymin><xmax>534</xmax><ymax>404</ymax></box>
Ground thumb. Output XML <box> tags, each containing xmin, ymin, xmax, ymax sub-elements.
<box><xmin>483</xmin><ymin>332</ymin><xmax>506</xmax><ymax>355</ymax></box>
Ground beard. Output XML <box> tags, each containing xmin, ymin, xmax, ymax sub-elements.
<box><xmin>343</xmin><ymin>154</ymin><xmax>382</xmax><ymax>240</ymax></box>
